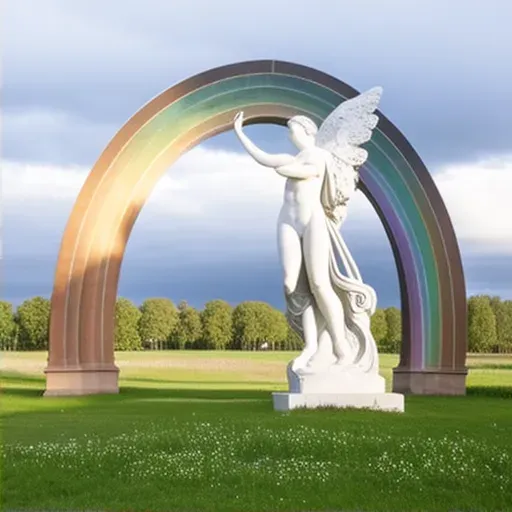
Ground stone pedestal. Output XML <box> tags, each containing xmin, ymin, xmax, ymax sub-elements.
<box><xmin>272</xmin><ymin>362</ymin><xmax>404</xmax><ymax>413</ymax></box>
<box><xmin>392</xmin><ymin>368</ymin><xmax>468</xmax><ymax>395</ymax></box>
<box><xmin>273</xmin><ymin>391</ymin><xmax>404</xmax><ymax>412</ymax></box>
<box><xmin>44</xmin><ymin>365</ymin><xmax>120</xmax><ymax>396</ymax></box>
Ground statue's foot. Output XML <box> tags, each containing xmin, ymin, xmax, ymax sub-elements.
<box><xmin>305</xmin><ymin>351</ymin><xmax>327</xmax><ymax>369</ymax></box>
<box><xmin>332</xmin><ymin>344</ymin><xmax>356</xmax><ymax>365</ymax></box>
<box><xmin>291</xmin><ymin>348</ymin><xmax>317</xmax><ymax>372</ymax></box>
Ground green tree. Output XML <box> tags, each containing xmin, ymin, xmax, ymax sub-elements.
<box><xmin>232</xmin><ymin>302</ymin><xmax>288</xmax><ymax>351</ymax></box>
<box><xmin>266</xmin><ymin>308</ymin><xmax>289</xmax><ymax>350</ymax></box>
<box><xmin>370</xmin><ymin>308</ymin><xmax>388</xmax><ymax>349</ymax></box>
<box><xmin>0</xmin><ymin>301</ymin><xmax>17</xmax><ymax>350</ymax></box>
<box><xmin>499</xmin><ymin>301</ymin><xmax>512</xmax><ymax>353</ymax></box>
<box><xmin>285</xmin><ymin>325</ymin><xmax>304</xmax><ymax>351</ymax></box>
<box><xmin>201</xmin><ymin>300</ymin><xmax>233</xmax><ymax>350</ymax></box>
<box><xmin>262</xmin><ymin>304</ymin><xmax>289</xmax><ymax>350</ymax></box>
<box><xmin>170</xmin><ymin>304</ymin><xmax>202</xmax><ymax>349</ymax></box>
<box><xmin>384</xmin><ymin>307</ymin><xmax>401</xmax><ymax>353</ymax></box>
<box><xmin>488</xmin><ymin>296</ymin><xmax>512</xmax><ymax>353</ymax></box>
<box><xmin>16</xmin><ymin>297</ymin><xmax>50</xmax><ymax>350</ymax></box>
<box><xmin>232</xmin><ymin>303</ymin><xmax>255</xmax><ymax>350</ymax></box>
<box><xmin>467</xmin><ymin>295</ymin><xmax>497</xmax><ymax>353</ymax></box>
<box><xmin>138</xmin><ymin>298</ymin><xmax>178</xmax><ymax>349</ymax></box>
<box><xmin>114</xmin><ymin>297</ymin><xmax>142</xmax><ymax>351</ymax></box>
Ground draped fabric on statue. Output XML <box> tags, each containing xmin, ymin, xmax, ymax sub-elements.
<box><xmin>285</xmin><ymin>160</ymin><xmax>380</xmax><ymax>374</ymax></box>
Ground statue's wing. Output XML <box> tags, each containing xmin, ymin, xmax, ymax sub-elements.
<box><xmin>316</xmin><ymin>86</ymin><xmax>383</xmax><ymax>167</ymax></box>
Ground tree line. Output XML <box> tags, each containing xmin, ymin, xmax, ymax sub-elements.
<box><xmin>0</xmin><ymin>295</ymin><xmax>511</xmax><ymax>353</ymax></box>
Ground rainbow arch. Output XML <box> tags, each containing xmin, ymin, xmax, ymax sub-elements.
<box><xmin>46</xmin><ymin>60</ymin><xmax>467</xmax><ymax>396</ymax></box>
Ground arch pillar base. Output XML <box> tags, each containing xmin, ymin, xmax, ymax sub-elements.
<box><xmin>43</xmin><ymin>365</ymin><xmax>120</xmax><ymax>397</ymax></box>
<box><xmin>392</xmin><ymin>368</ymin><xmax>467</xmax><ymax>395</ymax></box>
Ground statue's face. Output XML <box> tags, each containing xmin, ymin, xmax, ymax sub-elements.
<box><xmin>288</xmin><ymin>122</ymin><xmax>312</xmax><ymax>149</ymax></box>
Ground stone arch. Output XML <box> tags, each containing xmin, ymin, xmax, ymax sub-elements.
<box><xmin>45</xmin><ymin>60</ymin><xmax>467</xmax><ymax>396</ymax></box>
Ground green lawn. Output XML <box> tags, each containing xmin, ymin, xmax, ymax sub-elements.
<box><xmin>1</xmin><ymin>351</ymin><xmax>512</xmax><ymax>511</ymax></box>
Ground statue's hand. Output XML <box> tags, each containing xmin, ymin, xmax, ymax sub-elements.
<box><xmin>234</xmin><ymin>111</ymin><xmax>244</xmax><ymax>132</ymax></box>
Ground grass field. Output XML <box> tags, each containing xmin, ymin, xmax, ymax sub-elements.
<box><xmin>1</xmin><ymin>351</ymin><xmax>512</xmax><ymax>511</ymax></box>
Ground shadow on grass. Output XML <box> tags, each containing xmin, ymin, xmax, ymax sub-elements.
<box><xmin>2</xmin><ymin>370</ymin><xmax>512</xmax><ymax>424</ymax></box>
<box><xmin>1</xmin><ymin>386</ymin><xmax>44</xmax><ymax>399</ymax></box>
<box><xmin>122</xmin><ymin>375</ymin><xmax>283</xmax><ymax>386</ymax></box>
<box><xmin>118</xmin><ymin>386</ymin><xmax>272</xmax><ymax>401</ymax></box>
<box><xmin>1</xmin><ymin>381</ymin><xmax>274</xmax><ymax>404</ymax></box>
<box><xmin>1</xmin><ymin>371</ymin><xmax>45</xmax><ymax>383</ymax></box>
<box><xmin>470</xmin><ymin>363</ymin><xmax>512</xmax><ymax>370</ymax></box>
<box><xmin>1</xmin><ymin>372</ymin><xmax>47</xmax><ymax>398</ymax></box>
<box><xmin>467</xmin><ymin>386</ymin><xmax>512</xmax><ymax>398</ymax></box>
<box><xmin>3</xmin><ymin>369</ymin><xmax>512</xmax><ymax>401</ymax></box>
<box><xmin>0</xmin><ymin>385</ymin><xmax>276</xmax><ymax>423</ymax></box>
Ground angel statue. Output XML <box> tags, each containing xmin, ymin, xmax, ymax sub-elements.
<box><xmin>233</xmin><ymin>87</ymin><xmax>383</xmax><ymax>377</ymax></box>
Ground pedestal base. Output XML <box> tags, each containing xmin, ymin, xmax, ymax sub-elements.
<box><xmin>273</xmin><ymin>392</ymin><xmax>404</xmax><ymax>412</ymax></box>
<box><xmin>276</xmin><ymin>362</ymin><xmax>405</xmax><ymax>412</ymax></box>
<box><xmin>392</xmin><ymin>368</ymin><xmax>468</xmax><ymax>395</ymax></box>
<box><xmin>44</xmin><ymin>365</ymin><xmax>120</xmax><ymax>396</ymax></box>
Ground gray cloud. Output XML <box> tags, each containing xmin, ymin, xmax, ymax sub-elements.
<box><xmin>1</xmin><ymin>226</ymin><xmax>401</xmax><ymax>310</ymax></box>
<box><xmin>3</xmin><ymin>185</ymin><xmax>510</xmax><ymax>310</ymax></box>
<box><xmin>3</xmin><ymin>0</ymin><xmax>512</xmax><ymax>166</ymax></box>
<box><xmin>4</xmin><ymin>219</ymin><xmax>511</xmax><ymax>310</ymax></box>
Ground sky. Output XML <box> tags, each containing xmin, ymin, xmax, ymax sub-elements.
<box><xmin>2</xmin><ymin>0</ymin><xmax>511</xmax><ymax>311</ymax></box>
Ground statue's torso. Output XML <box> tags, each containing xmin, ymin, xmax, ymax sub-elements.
<box><xmin>279</xmin><ymin>147</ymin><xmax>327</xmax><ymax>236</ymax></box>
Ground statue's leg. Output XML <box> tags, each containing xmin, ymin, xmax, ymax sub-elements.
<box><xmin>305</xmin><ymin>312</ymin><xmax>337</xmax><ymax>370</ymax></box>
<box><xmin>292</xmin><ymin>304</ymin><xmax>319</xmax><ymax>371</ymax></box>
<box><xmin>277</xmin><ymin>221</ymin><xmax>318</xmax><ymax>369</ymax></box>
<box><xmin>277</xmin><ymin>221</ymin><xmax>303</xmax><ymax>296</ymax></box>
<box><xmin>303</xmin><ymin>214</ymin><xmax>353</xmax><ymax>365</ymax></box>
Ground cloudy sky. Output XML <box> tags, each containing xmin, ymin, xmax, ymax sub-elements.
<box><xmin>2</xmin><ymin>0</ymin><xmax>511</xmax><ymax>310</ymax></box>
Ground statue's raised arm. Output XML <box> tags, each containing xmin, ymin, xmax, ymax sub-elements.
<box><xmin>233</xmin><ymin>112</ymin><xmax>295</xmax><ymax>168</ymax></box>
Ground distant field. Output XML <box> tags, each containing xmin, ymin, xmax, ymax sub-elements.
<box><xmin>1</xmin><ymin>351</ymin><xmax>512</xmax><ymax>511</ymax></box>
<box><xmin>2</xmin><ymin>350</ymin><xmax>512</xmax><ymax>395</ymax></box>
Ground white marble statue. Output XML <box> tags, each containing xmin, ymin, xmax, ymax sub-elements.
<box><xmin>233</xmin><ymin>88</ymin><xmax>387</xmax><ymax>400</ymax></box>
